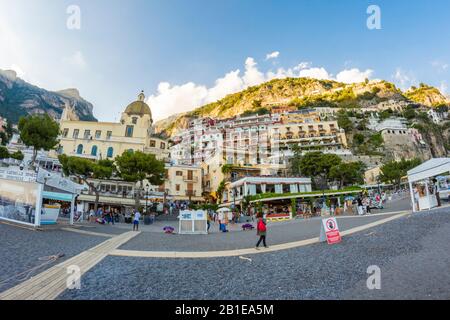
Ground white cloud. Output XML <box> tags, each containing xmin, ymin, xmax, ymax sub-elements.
<box><xmin>148</xmin><ymin>56</ymin><xmax>374</xmax><ymax>121</ymax></box>
<box><xmin>299</xmin><ymin>67</ymin><xmax>331</xmax><ymax>80</ymax></box>
<box><xmin>439</xmin><ymin>81</ymin><xmax>448</xmax><ymax>95</ymax></box>
<box><xmin>393</xmin><ymin>68</ymin><xmax>416</xmax><ymax>90</ymax></box>
<box><xmin>63</xmin><ymin>51</ymin><xmax>87</xmax><ymax>69</ymax></box>
<box><xmin>431</xmin><ymin>60</ymin><xmax>449</xmax><ymax>72</ymax></box>
<box><xmin>336</xmin><ymin>68</ymin><xmax>373</xmax><ymax>84</ymax></box>
<box><xmin>266</xmin><ymin>51</ymin><xmax>280</xmax><ymax>60</ymax></box>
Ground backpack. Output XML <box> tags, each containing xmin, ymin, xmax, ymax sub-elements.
<box><xmin>258</xmin><ymin>219</ymin><xmax>266</xmax><ymax>232</ymax></box>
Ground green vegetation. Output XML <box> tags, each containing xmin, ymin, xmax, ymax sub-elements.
<box><xmin>336</xmin><ymin>110</ymin><xmax>354</xmax><ymax>132</ymax></box>
<box><xmin>248</xmin><ymin>186</ymin><xmax>363</xmax><ymax>202</ymax></box>
<box><xmin>290</xmin><ymin>150</ymin><xmax>365</xmax><ymax>189</ymax></box>
<box><xmin>380</xmin><ymin>158</ymin><xmax>422</xmax><ymax>186</ymax></box>
<box><xmin>0</xmin><ymin>146</ymin><xmax>23</xmax><ymax>161</ymax></box>
<box><xmin>59</xmin><ymin>155</ymin><xmax>115</xmax><ymax>211</ymax></box>
<box><xmin>0</xmin><ymin>121</ymin><xmax>14</xmax><ymax>145</ymax></box>
<box><xmin>18</xmin><ymin>114</ymin><xmax>60</xmax><ymax>167</ymax></box>
<box><xmin>115</xmin><ymin>150</ymin><xmax>166</xmax><ymax>210</ymax></box>
<box><xmin>405</xmin><ymin>83</ymin><xmax>449</xmax><ymax>107</ymax></box>
<box><xmin>352</xmin><ymin>132</ymin><xmax>384</xmax><ymax>156</ymax></box>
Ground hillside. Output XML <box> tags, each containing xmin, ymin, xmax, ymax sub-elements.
<box><xmin>155</xmin><ymin>77</ymin><xmax>448</xmax><ymax>137</ymax></box>
<box><xmin>0</xmin><ymin>69</ymin><xmax>97</xmax><ymax>124</ymax></box>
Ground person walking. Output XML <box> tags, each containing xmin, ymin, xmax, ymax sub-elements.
<box><xmin>133</xmin><ymin>210</ymin><xmax>141</xmax><ymax>231</ymax></box>
<box><xmin>255</xmin><ymin>214</ymin><xmax>268</xmax><ymax>249</ymax></box>
<box><xmin>206</xmin><ymin>211</ymin><xmax>211</xmax><ymax>233</ymax></box>
<box><xmin>357</xmin><ymin>196</ymin><xmax>364</xmax><ymax>216</ymax></box>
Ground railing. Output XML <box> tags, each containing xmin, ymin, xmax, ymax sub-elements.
<box><xmin>183</xmin><ymin>175</ymin><xmax>199</xmax><ymax>182</ymax></box>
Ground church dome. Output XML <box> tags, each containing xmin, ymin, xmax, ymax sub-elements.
<box><xmin>124</xmin><ymin>91</ymin><xmax>152</xmax><ymax>118</ymax></box>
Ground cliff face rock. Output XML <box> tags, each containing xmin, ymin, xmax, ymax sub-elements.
<box><xmin>156</xmin><ymin>78</ymin><xmax>447</xmax><ymax>137</ymax></box>
<box><xmin>0</xmin><ymin>69</ymin><xmax>97</xmax><ymax>124</ymax></box>
<box><xmin>404</xmin><ymin>84</ymin><xmax>450</xmax><ymax>107</ymax></box>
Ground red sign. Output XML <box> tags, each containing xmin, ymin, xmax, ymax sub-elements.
<box><xmin>321</xmin><ymin>218</ymin><xmax>342</xmax><ymax>245</ymax></box>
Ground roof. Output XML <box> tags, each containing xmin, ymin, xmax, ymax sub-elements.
<box><xmin>407</xmin><ymin>158</ymin><xmax>450</xmax><ymax>183</ymax></box>
<box><xmin>124</xmin><ymin>100</ymin><xmax>152</xmax><ymax>117</ymax></box>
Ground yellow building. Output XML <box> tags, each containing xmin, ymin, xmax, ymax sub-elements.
<box><xmin>57</xmin><ymin>91</ymin><xmax>170</xmax><ymax>161</ymax></box>
<box><xmin>163</xmin><ymin>164</ymin><xmax>203</xmax><ymax>202</ymax></box>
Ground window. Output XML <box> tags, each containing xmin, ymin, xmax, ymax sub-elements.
<box><xmin>91</xmin><ymin>146</ymin><xmax>98</xmax><ymax>156</ymax></box>
<box><xmin>176</xmin><ymin>171</ymin><xmax>183</xmax><ymax>176</ymax></box>
<box><xmin>160</xmin><ymin>142</ymin><xmax>166</xmax><ymax>149</ymax></box>
<box><xmin>132</xmin><ymin>117</ymin><xmax>138</xmax><ymax>124</ymax></box>
<box><xmin>76</xmin><ymin>144</ymin><xmax>83</xmax><ymax>154</ymax></box>
<box><xmin>95</xmin><ymin>130</ymin><xmax>102</xmax><ymax>139</ymax></box>
<box><xmin>150</xmin><ymin>140</ymin><xmax>156</xmax><ymax>148</ymax></box>
<box><xmin>84</xmin><ymin>130</ymin><xmax>91</xmax><ymax>139</ymax></box>
<box><xmin>62</xmin><ymin>128</ymin><xmax>69</xmax><ymax>138</ymax></box>
<box><xmin>106</xmin><ymin>131</ymin><xmax>112</xmax><ymax>140</ymax></box>
<box><xmin>176</xmin><ymin>184</ymin><xmax>180</xmax><ymax>192</ymax></box>
<box><xmin>73</xmin><ymin>129</ymin><xmax>79</xmax><ymax>139</ymax></box>
<box><xmin>125</xmin><ymin>125</ymin><xmax>134</xmax><ymax>137</ymax></box>
<box><xmin>107</xmin><ymin>147</ymin><xmax>114</xmax><ymax>158</ymax></box>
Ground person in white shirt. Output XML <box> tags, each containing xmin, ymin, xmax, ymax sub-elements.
<box><xmin>133</xmin><ymin>210</ymin><xmax>141</xmax><ymax>231</ymax></box>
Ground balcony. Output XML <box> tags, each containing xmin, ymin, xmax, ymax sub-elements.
<box><xmin>183</xmin><ymin>175</ymin><xmax>199</xmax><ymax>182</ymax></box>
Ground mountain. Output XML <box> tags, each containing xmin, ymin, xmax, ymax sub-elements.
<box><xmin>0</xmin><ymin>69</ymin><xmax>97</xmax><ymax>124</ymax></box>
<box><xmin>155</xmin><ymin>78</ymin><xmax>449</xmax><ymax>137</ymax></box>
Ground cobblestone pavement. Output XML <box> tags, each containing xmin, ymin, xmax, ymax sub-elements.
<box><xmin>58</xmin><ymin>207</ymin><xmax>450</xmax><ymax>300</ymax></box>
<box><xmin>0</xmin><ymin>223</ymin><xmax>106</xmax><ymax>292</ymax></box>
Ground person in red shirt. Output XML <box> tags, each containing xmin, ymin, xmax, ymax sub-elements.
<box><xmin>255</xmin><ymin>213</ymin><xmax>268</xmax><ymax>250</ymax></box>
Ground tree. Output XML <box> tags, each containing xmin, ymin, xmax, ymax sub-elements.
<box><xmin>115</xmin><ymin>150</ymin><xmax>165</xmax><ymax>210</ymax></box>
<box><xmin>0</xmin><ymin>147</ymin><xmax>23</xmax><ymax>161</ymax></box>
<box><xmin>380</xmin><ymin>158</ymin><xmax>422</xmax><ymax>187</ymax></box>
<box><xmin>18</xmin><ymin>114</ymin><xmax>60</xmax><ymax>168</ymax></box>
<box><xmin>330</xmin><ymin>162</ymin><xmax>366</xmax><ymax>188</ymax></box>
<box><xmin>58</xmin><ymin>155</ymin><xmax>115</xmax><ymax>211</ymax></box>
<box><xmin>0</xmin><ymin>146</ymin><xmax>9</xmax><ymax>159</ymax></box>
<box><xmin>291</xmin><ymin>151</ymin><xmax>342</xmax><ymax>189</ymax></box>
<box><xmin>337</xmin><ymin>111</ymin><xmax>354</xmax><ymax>132</ymax></box>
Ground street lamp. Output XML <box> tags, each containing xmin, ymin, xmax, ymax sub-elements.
<box><xmin>145</xmin><ymin>183</ymin><xmax>150</xmax><ymax>214</ymax></box>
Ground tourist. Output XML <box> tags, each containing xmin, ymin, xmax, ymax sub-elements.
<box><xmin>357</xmin><ymin>196</ymin><xmax>364</xmax><ymax>215</ymax></box>
<box><xmin>363</xmin><ymin>197</ymin><xmax>371</xmax><ymax>214</ymax></box>
<box><xmin>89</xmin><ymin>208</ymin><xmax>95</xmax><ymax>223</ymax></box>
<box><xmin>255</xmin><ymin>213</ymin><xmax>268</xmax><ymax>249</ymax></box>
<box><xmin>133</xmin><ymin>210</ymin><xmax>141</xmax><ymax>231</ymax></box>
<box><xmin>206</xmin><ymin>211</ymin><xmax>211</xmax><ymax>233</ymax></box>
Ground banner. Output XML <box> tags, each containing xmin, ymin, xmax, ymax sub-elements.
<box><xmin>0</xmin><ymin>178</ymin><xmax>40</xmax><ymax>226</ymax></box>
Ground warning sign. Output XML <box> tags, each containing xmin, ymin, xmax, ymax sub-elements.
<box><xmin>320</xmin><ymin>217</ymin><xmax>342</xmax><ymax>245</ymax></box>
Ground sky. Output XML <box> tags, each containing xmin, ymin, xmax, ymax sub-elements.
<box><xmin>0</xmin><ymin>0</ymin><xmax>449</xmax><ymax>122</ymax></box>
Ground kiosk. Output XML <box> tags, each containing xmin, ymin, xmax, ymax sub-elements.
<box><xmin>178</xmin><ymin>210</ymin><xmax>208</xmax><ymax>235</ymax></box>
<box><xmin>0</xmin><ymin>166</ymin><xmax>84</xmax><ymax>227</ymax></box>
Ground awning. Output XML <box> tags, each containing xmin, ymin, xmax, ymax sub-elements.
<box><xmin>407</xmin><ymin>158</ymin><xmax>450</xmax><ymax>183</ymax></box>
<box><xmin>42</xmin><ymin>191</ymin><xmax>73</xmax><ymax>202</ymax></box>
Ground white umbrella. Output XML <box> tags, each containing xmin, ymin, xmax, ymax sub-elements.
<box><xmin>216</xmin><ymin>207</ymin><xmax>231</xmax><ymax>213</ymax></box>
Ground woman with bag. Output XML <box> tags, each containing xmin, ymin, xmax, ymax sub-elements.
<box><xmin>255</xmin><ymin>213</ymin><xmax>268</xmax><ymax>249</ymax></box>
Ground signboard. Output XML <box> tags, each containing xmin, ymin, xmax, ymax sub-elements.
<box><xmin>178</xmin><ymin>210</ymin><xmax>207</xmax><ymax>234</ymax></box>
<box><xmin>0</xmin><ymin>177</ymin><xmax>42</xmax><ymax>226</ymax></box>
<box><xmin>319</xmin><ymin>217</ymin><xmax>342</xmax><ymax>245</ymax></box>
<box><xmin>0</xmin><ymin>167</ymin><xmax>37</xmax><ymax>183</ymax></box>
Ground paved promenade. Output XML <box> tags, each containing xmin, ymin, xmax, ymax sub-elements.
<box><xmin>3</xmin><ymin>196</ymin><xmax>449</xmax><ymax>300</ymax></box>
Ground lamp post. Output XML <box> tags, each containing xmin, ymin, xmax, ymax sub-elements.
<box><xmin>145</xmin><ymin>183</ymin><xmax>149</xmax><ymax>214</ymax></box>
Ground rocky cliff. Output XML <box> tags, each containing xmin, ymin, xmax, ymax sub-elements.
<box><xmin>155</xmin><ymin>78</ymin><xmax>449</xmax><ymax>137</ymax></box>
<box><xmin>0</xmin><ymin>69</ymin><xmax>97</xmax><ymax>124</ymax></box>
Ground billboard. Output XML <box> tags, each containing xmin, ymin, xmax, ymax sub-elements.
<box><xmin>0</xmin><ymin>178</ymin><xmax>41</xmax><ymax>226</ymax></box>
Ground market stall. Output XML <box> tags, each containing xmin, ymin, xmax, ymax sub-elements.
<box><xmin>407</xmin><ymin>158</ymin><xmax>450</xmax><ymax>212</ymax></box>
<box><xmin>0</xmin><ymin>166</ymin><xmax>85</xmax><ymax>227</ymax></box>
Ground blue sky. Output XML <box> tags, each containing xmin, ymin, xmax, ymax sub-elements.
<box><xmin>0</xmin><ymin>0</ymin><xmax>449</xmax><ymax>121</ymax></box>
